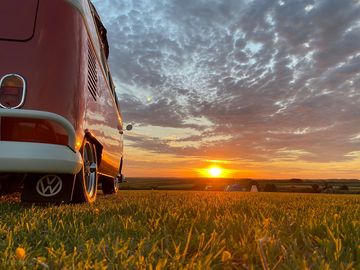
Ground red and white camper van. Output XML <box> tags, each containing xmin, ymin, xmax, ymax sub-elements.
<box><xmin>0</xmin><ymin>0</ymin><xmax>131</xmax><ymax>203</ymax></box>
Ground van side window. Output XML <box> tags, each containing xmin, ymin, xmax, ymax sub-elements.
<box><xmin>88</xmin><ymin>1</ymin><xmax>118</xmax><ymax>103</ymax></box>
<box><xmin>89</xmin><ymin>2</ymin><xmax>110</xmax><ymax>74</ymax></box>
<box><xmin>90</xmin><ymin>3</ymin><xmax>109</xmax><ymax>60</ymax></box>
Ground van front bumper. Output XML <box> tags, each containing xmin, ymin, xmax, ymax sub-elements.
<box><xmin>0</xmin><ymin>109</ymin><xmax>82</xmax><ymax>174</ymax></box>
<box><xmin>0</xmin><ymin>141</ymin><xmax>82</xmax><ymax>174</ymax></box>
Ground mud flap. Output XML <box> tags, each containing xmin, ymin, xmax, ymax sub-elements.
<box><xmin>21</xmin><ymin>174</ymin><xmax>75</xmax><ymax>203</ymax></box>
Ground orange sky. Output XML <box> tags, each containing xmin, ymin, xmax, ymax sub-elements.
<box><xmin>123</xmin><ymin>142</ymin><xmax>360</xmax><ymax>179</ymax></box>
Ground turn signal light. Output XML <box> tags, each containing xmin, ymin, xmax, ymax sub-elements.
<box><xmin>0</xmin><ymin>74</ymin><xmax>26</xmax><ymax>109</ymax></box>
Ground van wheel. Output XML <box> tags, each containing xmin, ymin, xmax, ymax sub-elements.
<box><xmin>72</xmin><ymin>139</ymin><xmax>98</xmax><ymax>203</ymax></box>
<box><xmin>102</xmin><ymin>176</ymin><xmax>119</xmax><ymax>195</ymax></box>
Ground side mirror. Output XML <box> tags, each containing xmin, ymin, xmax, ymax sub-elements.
<box><xmin>126</xmin><ymin>124</ymin><xmax>133</xmax><ymax>131</ymax></box>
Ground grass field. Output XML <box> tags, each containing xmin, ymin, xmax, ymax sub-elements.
<box><xmin>0</xmin><ymin>191</ymin><xmax>359</xmax><ymax>269</ymax></box>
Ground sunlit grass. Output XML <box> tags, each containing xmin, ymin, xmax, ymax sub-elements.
<box><xmin>0</xmin><ymin>191</ymin><xmax>359</xmax><ymax>269</ymax></box>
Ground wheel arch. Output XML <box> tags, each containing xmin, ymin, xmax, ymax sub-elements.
<box><xmin>84</xmin><ymin>129</ymin><xmax>103</xmax><ymax>166</ymax></box>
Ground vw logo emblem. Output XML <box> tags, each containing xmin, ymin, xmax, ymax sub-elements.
<box><xmin>36</xmin><ymin>175</ymin><xmax>63</xmax><ymax>197</ymax></box>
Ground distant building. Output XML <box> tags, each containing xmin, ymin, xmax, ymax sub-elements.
<box><xmin>224</xmin><ymin>184</ymin><xmax>248</xmax><ymax>192</ymax></box>
<box><xmin>250</xmin><ymin>185</ymin><xmax>258</xmax><ymax>192</ymax></box>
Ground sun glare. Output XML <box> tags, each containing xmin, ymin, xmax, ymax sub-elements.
<box><xmin>208</xmin><ymin>167</ymin><xmax>223</xmax><ymax>177</ymax></box>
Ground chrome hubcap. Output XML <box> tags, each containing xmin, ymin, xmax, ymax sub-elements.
<box><xmin>83</xmin><ymin>143</ymin><xmax>97</xmax><ymax>198</ymax></box>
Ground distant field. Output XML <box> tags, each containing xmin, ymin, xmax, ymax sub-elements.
<box><xmin>122</xmin><ymin>177</ymin><xmax>360</xmax><ymax>193</ymax></box>
<box><xmin>0</xmin><ymin>191</ymin><xmax>359</xmax><ymax>269</ymax></box>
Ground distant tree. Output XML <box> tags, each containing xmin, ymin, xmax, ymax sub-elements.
<box><xmin>324</xmin><ymin>184</ymin><xmax>333</xmax><ymax>189</ymax></box>
<box><xmin>194</xmin><ymin>184</ymin><xmax>206</xmax><ymax>191</ymax></box>
<box><xmin>321</xmin><ymin>184</ymin><xmax>333</xmax><ymax>193</ymax></box>
<box><xmin>338</xmin><ymin>185</ymin><xmax>349</xmax><ymax>191</ymax></box>
<box><xmin>264</xmin><ymin>184</ymin><xmax>277</xmax><ymax>192</ymax></box>
<box><xmin>239</xmin><ymin>179</ymin><xmax>252</xmax><ymax>187</ymax></box>
<box><xmin>311</xmin><ymin>184</ymin><xmax>320</xmax><ymax>193</ymax></box>
<box><xmin>290</xmin><ymin>178</ymin><xmax>303</xmax><ymax>183</ymax></box>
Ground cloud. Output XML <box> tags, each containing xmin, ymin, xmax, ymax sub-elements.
<box><xmin>93</xmin><ymin>0</ymin><xmax>360</xmax><ymax>163</ymax></box>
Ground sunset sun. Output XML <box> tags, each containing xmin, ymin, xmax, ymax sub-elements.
<box><xmin>208</xmin><ymin>167</ymin><xmax>223</xmax><ymax>178</ymax></box>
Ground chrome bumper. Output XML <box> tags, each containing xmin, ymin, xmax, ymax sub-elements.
<box><xmin>0</xmin><ymin>141</ymin><xmax>82</xmax><ymax>174</ymax></box>
<box><xmin>0</xmin><ymin>109</ymin><xmax>82</xmax><ymax>174</ymax></box>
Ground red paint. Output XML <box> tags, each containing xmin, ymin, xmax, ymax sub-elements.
<box><xmin>0</xmin><ymin>0</ymin><xmax>124</xmax><ymax>177</ymax></box>
<box><xmin>0</xmin><ymin>0</ymin><xmax>39</xmax><ymax>41</ymax></box>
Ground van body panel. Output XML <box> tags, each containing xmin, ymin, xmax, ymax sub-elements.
<box><xmin>0</xmin><ymin>0</ymin><xmax>39</xmax><ymax>41</ymax></box>
<box><xmin>0</xmin><ymin>0</ymin><xmax>123</xmax><ymax>177</ymax></box>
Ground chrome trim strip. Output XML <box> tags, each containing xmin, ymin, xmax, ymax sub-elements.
<box><xmin>65</xmin><ymin>0</ymin><xmax>87</xmax><ymax>16</ymax></box>
<box><xmin>0</xmin><ymin>109</ymin><xmax>77</xmax><ymax>151</ymax></box>
<box><xmin>0</xmin><ymin>74</ymin><xmax>27</xmax><ymax>109</ymax></box>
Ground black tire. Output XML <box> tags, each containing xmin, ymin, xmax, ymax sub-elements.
<box><xmin>72</xmin><ymin>139</ymin><xmax>98</xmax><ymax>203</ymax></box>
<box><xmin>102</xmin><ymin>176</ymin><xmax>118</xmax><ymax>195</ymax></box>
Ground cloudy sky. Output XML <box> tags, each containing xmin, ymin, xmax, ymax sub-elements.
<box><xmin>93</xmin><ymin>0</ymin><xmax>360</xmax><ymax>179</ymax></box>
